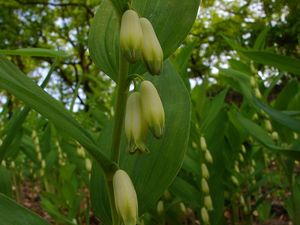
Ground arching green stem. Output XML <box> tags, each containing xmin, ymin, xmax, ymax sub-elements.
<box><xmin>107</xmin><ymin>50</ymin><xmax>129</xmax><ymax>225</ymax></box>
<box><xmin>110</xmin><ymin>51</ymin><xmax>129</xmax><ymax>163</ymax></box>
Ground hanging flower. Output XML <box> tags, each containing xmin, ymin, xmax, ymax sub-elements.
<box><xmin>125</xmin><ymin>92</ymin><xmax>148</xmax><ymax>153</ymax></box>
<box><xmin>140</xmin><ymin>18</ymin><xmax>163</xmax><ymax>75</ymax></box>
<box><xmin>120</xmin><ymin>10</ymin><xmax>143</xmax><ymax>63</ymax></box>
<box><xmin>140</xmin><ymin>80</ymin><xmax>165</xmax><ymax>138</ymax></box>
<box><xmin>113</xmin><ymin>170</ymin><xmax>138</xmax><ymax>225</ymax></box>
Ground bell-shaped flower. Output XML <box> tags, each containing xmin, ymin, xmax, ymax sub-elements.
<box><xmin>201</xmin><ymin>207</ymin><xmax>210</xmax><ymax>224</ymax></box>
<box><xmin>125</xmin><ymin>92</ymin><xmax>148</xmax><ymax>153</ymax></box>
<box><xmin>140</xmin><ymin>80</ymin><xmax>165</xmax><ymax>138</ymax></box>
<box><xmin>201</xmin><ymin>163</ymin><xmax>209</xmax><ymax>179</ymax></box>
<box><xmin>204</xmin><ymin>195</ymin><xmax>213</xmax><ymax>211</ymax></box>
<box><xmin>140</xmin><ymin>18</ymin><xmax>163</xmax><ymax>75</ymax></box>
<box><xmin>201</xmin><ymin>178</ymin><xmax>209</xmax><ymax>194</ymax></box>
<box><xmin>113</xmin><ymin>170</ymin><xmax>138</xmax><ymax>225</ymax></box>
<box><xmin>120</xmin><ymin>10</ymin><xmax>143</xmax><ymax>63</ymax></box>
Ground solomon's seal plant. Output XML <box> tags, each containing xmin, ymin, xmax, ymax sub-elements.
<box><xmin>0</xmin><ymin>0</ymin><xmax>198</xmax><ymax>224</ymax></box>
<box><xmin>87</xmin><ymin>1</ymin><xmax>197</xmax><ymax>224</ymax></box>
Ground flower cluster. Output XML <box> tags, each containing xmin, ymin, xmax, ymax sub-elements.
<box><xmin>120</xmin><ymin>9</ymin><xmax>163</xmax><ymax>75</ymax></box>
<box><xmin>120</xmin><ymin>9</ymin><xmax>165</xmax><ymax>153</ymax></box>
<box><xmin>113</xmin><ymin>9</ymin><xmax>166</xmax><ymax>225</ymax></box>
<box><xmin>199</xmin><ymin>136</ymin><xmax>214</xmax><ymax>224</ymax></box>
<box><xmin>125</xmin><ymin>80</ymin><xmax>165</xmax><ymax>154</ymax></box>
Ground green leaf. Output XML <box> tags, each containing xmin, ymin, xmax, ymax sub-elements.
<box><xmin>240</xmin><ymin>50</ymin><xmax>300</xmax><ymax>76</ymax></box>
<box><xmin>201</xmin><ymin>89</ymin><xmax>227</xmax><ymax>132</ymax></box>
<box><xmin>219</xmin><ymin>68</ymin><xmax>253</xmax><ymax>101</ymax></box>
<box><xmin>172</xmin><ymin>42</ymin><xmax>197</xmax><ymax>90</ymax></box>
<box><xmin>0</xmin><ymin>48</ymin><xmax>67</xmax><ymax>58</ymax></box>
<box><xmin>253</xmin><ymin>98</ymin><xmax>300</xmax><ymax>133</ymax></box>
<box><xmin>253</xmin><ymin>27</ymin><xmax>270</xmax><ymax>50</ymax></box>
<box><xmin>235</xmin><ymin>111</ymin><xmax>300</xmax><ymax>159</ymax></box>
<box><xmin>0</xmin><ymin>57</ymin><xmax>115</xmax><ymax>173</ymax></box>
<box><xmin>172</xmin><ymin>42</ymin><xmax>196</xmax><ymax>76</ymax></box>
<box><xmin>170</xmin><ymin>177</ymin><xmax>202</xmax><ymax>207</ymax></box>
<box><xmin>0</xmin><ymin>60</ymin><xmax>55</xmax><ymax>162</ymax></box>
<box><xmin>88</xmin><ymin>0</ymin><xmax>200</xmax><ymax>81</ymax></box>
<box><xmin>228</xmin><ymin>59</ymin><xmax>252</xmax><ymax>75</ymax></box>
<box><xmin>274</xmin><ymin>79</ymin><xmax>299</xmax><ymax>109</ymax></box>
<box><xmin>0</xmin><ymin>166</ymin><xmax>12</xmax><ymax>197</ymax></box>
<box><xmin>222</xmin><ymin>35</ymin><xmax>245</xmax><ymax>51</ymax></box>
<box><xmin>110</xmin><ymin>0</ymin><xmax>129</xmax><ymax>14</ymax></box>
<box><xmin>90</xmin><ymin>61</ymin><xmax>191</xmax><ymax>224</ymax></box>
<box><xmin>0</xmin><ymin>194</ymin><xmax>51</xmax><ymax>225</ymax></box>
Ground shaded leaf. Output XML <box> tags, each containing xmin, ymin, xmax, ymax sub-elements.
<box><xmin>90</xmin><ymin>61</ymin><xmax>191</xmax><ymax>224</ymax></box>
<box><xmin>0</xmin><ymin>194</ymin><xmax>50</xmax><ymax>225</ymax></box>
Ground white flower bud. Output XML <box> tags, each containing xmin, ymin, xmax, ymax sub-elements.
<box><xmin>238</xmin><ymin>153</ymin><xmax>244</xmax><ymax>162</ymax></box>
<box><xmin>120</xmin><ymin>10</ymin><xmax>143</xmax><ymax>63</ymax></box>
<box><xmin>156</xmin><ymin>200</ymin><xmax>164</xmax><ymax>215</ymax></box>
<box><xmin>240</xmin><ymin>195</ymin><xmax>245</xmax><ymax>206</ymax></box>
<box><xmin>231</xmin><ymin>176</ymin><xmax>239</xmax><ymax>186</ymax></box>
<box><xmin>85</xmin><ymin>158</ymin><xmax>92</xmax><ymax>172</ymax></box>
<box><xmin>41</xmin><ymin>160</ymin><xmax>46</xmax><ymax>169</ymax></box>
<box><xmin>252</xmin><ymin>113</ymin><xmax>259</xmax><ymax>120</ymax></box>
<box><xmin>140</xmin><ymin>18</ymin><xmax>163</xmax><ymax>75</ymax></box>
<box><xmin>37</xmin><ymin>152</ymin><xmax>42</xmax><ymax>161</ymax></box>
<box><xmin>241</xmin><ymin>145</ymin><xmax>246</xmax><ymax>154</ymax></box>
<box><xmin>201</xmin><ymin>163</ymin><xmax>209</xmax><ymax>179</ymax></box>
<box><xmin>77</xmin><ymin>147</ymin><xmax>86</xmax><ymax>158</ymax></box>
<box><xmin>293</xmin><ymin>132</ymin><xmax>298</xmax><ymax>140</ymax></box>
<box><xmin>113</xmin><ymin>170</ymin><xmax>138</xmax><ymax>225</ymax></box>
<box><xmin>264</xmin><ymin>120</ymin><xmax>272</xmax><ymax>132</ymax></box>
<box><xmin>201</xmin><ymin>178</ymin><xmax>210</xmax><ymax>194</ymax></box>
<box><xmin>234</xmin><ymin>161</ymin><xmax>240</xmax><ymax>173</ymax></box>
<box><xmin>252</xmin><ymin>210</ymin><xmax>259</xmax><ymax>217</ymax></box>
<box><xmin>250</xmin><ymin>166</ymin><xmax>255</xmax><ymax>174</ymax></box>
<box><xmin>200</xmin><ymin>136</ymin><xmax>207</xmax><ymax>151</ymax></box>
<box><xmin>10</xmin><ymin>161</ymin><xmax>15</xmax><ymax>169</ymax></box>
<box><xmin>271</xmin><ymin>131</ymin><xmax>279</xmax><ymax>141</ymax></box>
<box><xmin>204</xmin><ymin>195</ymin><xmax>213</xmax><ymax>211</ymax></box>
<box><xmin>204</xmin><ymin>150</ymin><xmax>213</xmax><ymax>164</ymax></box>
<box><xmin>179</xmin><ymin>202</ymin><xmax>187</xmax><ymax>214</ymax></box>
<box><xmin>140</xmin><ymin>81</ymin><xmax>165</xmax><ymax>138</ymax></box>
<box><xmin>255</xmin><ymin>88</ymin><xmax>262</xmax><ymax>99</ymax></box>
<box><xmin>201</xmin><ymin>207</ymin><xmax>210</xmax><ymax>224</ymax></box>
<box><xmin>125</xmin><ymin>92</ymin><xmax>148</xmax><ymax>154</ymax></box>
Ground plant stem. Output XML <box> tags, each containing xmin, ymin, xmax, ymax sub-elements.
<box><xmin>107</xmin><ymin>51</ymin><xmax>129</xmax><ymax>225</ymax></box>
<box><xmin>110</xmin><ymin>51</ymin><xmax>129</xmax><ymax>164</ymax></box>
<box><xmin>106</xmin><ymin>176</ymin><xmax>121</xmax><ymax>225</ymax></box>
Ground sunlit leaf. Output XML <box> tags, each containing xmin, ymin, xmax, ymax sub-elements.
<box><xmin>0</xmin><ymin>48</ymin><xmax>67</xmax><ymax>58</ymax></box>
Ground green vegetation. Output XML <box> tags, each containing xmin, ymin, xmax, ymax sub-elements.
<box><xmin>0</xmin><ymin>0</ymin><xmax>300</xmax><ymax>225</ymax></box>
